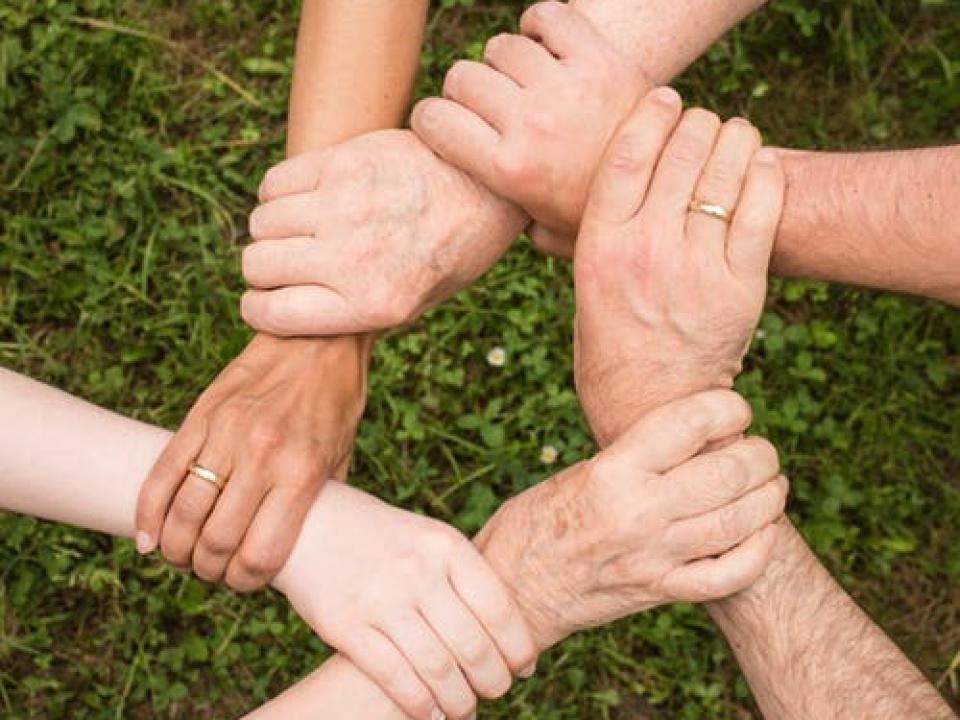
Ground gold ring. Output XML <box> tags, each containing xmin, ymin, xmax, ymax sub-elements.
<box><xmin>689</xmin><ymin>200</ymin><xmax>733</xmax><ymax>223</ymax></box>
<box><xmin>188</xmin><ymin>462</ymin><xmax>228</xmax><ymax>491</ymax></box>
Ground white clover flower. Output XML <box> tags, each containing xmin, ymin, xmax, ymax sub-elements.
<box><xmin>755</xmin><ymin>329</ymin><xmax>767</xmax><ymax>340</ymax></box>
<box><xmin>486</xmin><ymin>347</ymin><xmax>507</xmax><ymax>368</ymax></box>
<box><xmin>540</xmin><ymin>445</ymin><xmax>559</xmax><ymax>465</ymax></box>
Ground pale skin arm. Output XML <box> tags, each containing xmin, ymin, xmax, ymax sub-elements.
<box><xmin>0</xmin><ymin>369</ymin><xmax>410</xmax><ymax>718</ymax></box>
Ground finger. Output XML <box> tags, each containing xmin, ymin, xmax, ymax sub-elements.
<box><xmin>191</xmin><ymin>463</ymin><xmax>264</xmax><ymax>584</ymax></box>
<box><xmin>257</xmin><ymin>149</ymin><xmax>328</xmax><ymax>202</ymax></box>
<box><xmin>582</xmin><ymin>86</ymin><xmax>683</xmax><ymax>225</ymax></box>
<box><xmin>339</xmin><ymin>627</ymin><xmax>440</xmax><ymax>720</ymax></box>
<box><xmin>448</xmin><ymin>544</ymin><xmax>538</xmax><ymax>679</ymax></box>
<box><xmin>380</xmin><ymin>612</ymin><xmax>477</xmax><ymax>720</ymax></box>
<box><xmin>520</xmin><ymin>1</ymin><xmax>604</xmax><ymax>61</ymax></box>
<box><xmin>666</xmin><ymin>476</ymin><xmax>789</xmax><ymax>560</ymax></box>
<box><xmin>224</xmin><ymin>485</ymin><xmax>312</xmax><ymax>592</ymax></box>
<box><xmin>644</xmin><ymin>108</ymin><xmax>723</xmax><ymax>224</ymax></box>
<box><xmin>658</xmin><ymin>436</ymin><xmax>780</xmax><ymax>520</ymax></box>
<box><xmin>419</xmin><ymin>587</ymin><xmax>512</xmax><ymax>704</ymax></box>
<box><xmin>687</xmin><ymin>118</ymin><xmax>761</xmax><ymax>251</ymax></box>
<box><xmin>604</xmin><ymin>389</ymin><xmax>753</xmax><ymax>474</ymax></box>
<box><xmin>662</xmin><ymin>523</ymin><xmax>781</xmax><ymax>602</ymax></box>
<box><xmin>135</xmin><ymin>420</ymin><xmax>206</xmax><ymax>553</ymax></box>
<box><xmin>410</xmin><ymin>97</ymin><xmax>501</xmax><ymax>188</ymax></box>
<box><xmin>727</xmin><ymin>148</ymin><xmax>786</xmax><ymax>281</ymax></box>
<box><xmin>484</xmin><ymin>33</ymin><xmax>558</xmax><ymax>86</ymax></box>
<box><xmin>159</xmin><ymin>431</ymin><xmax>234</xmax><ymax>569</ymax></box>
<box><xmin>241</xmin><ymin>287</ymin><xmax>367</xmax><ymax>337</ymax></box>
<box><xmin>242</xmin><ymin>236</ymin><xmax>325</xmax><ymax>289</ymax></box>
<box><xmin>443</xmin><ymin>60</ymin><xmax>521</xmax><ymax>132</ymax></box>
<box><xmin>529</xmin><ymin>223</ymin><xmax>575</xmax><ymax>260</ymax></box>
<box><xmin>248</xmin><ymin>191</ymin><xmax>325</xmax><ymax>240</ymax></box>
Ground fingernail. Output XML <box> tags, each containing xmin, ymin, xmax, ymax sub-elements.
<box><xmin>519</xmin><ymin>661</ymin><xmax>537</xmax><ymax>679</ymax></box>
<box><xmin>135</xmin><ymin>531</ymin><xmax>155</xmax><ymax>554</ymax></box>
<box><xmin>654</xmin><ymin>86</ymin><xmax>681</xmax><ymax>107</ymax></box>
<box><xmin>431</xmin><ymin>708</ymin><xmax>446</xmax><ymax>720</ymax></box>
<box><xmin>755</xmin><ymin>148</ymin><xmax>778</xmax><ymax>165</ymax></box>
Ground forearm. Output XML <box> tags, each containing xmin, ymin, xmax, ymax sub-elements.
<box><xmin>709</xmin><ymin>518</ymin><xmax>954</xmax><ymax>719</ymax></box>
<box><xmin>773</xmin><ymin>146</ymin><xmax>960</xmax><ymax>305</ymax></box>
<box><xmin>0</xmin><ymin>368</ymin><xmax>167</xmax><ymax>537</ymax></box>
<box><xmin>0</xmin><ymin>368</ymin><xmax>408</xmax><ymax>718</ymax></box>
<box><xmin>287</xmin><ymin>0</ymin><xmax>428</xmax><ymax>156</ymax></box>
<box><xmin>570</xmin><ymin>0</ymin><xmax>766</xmax><ymax>81</ymax></box>
<box><xmin>243</xmin><ymin>655</ymin><xmax>407</xmax><ymax>720</ymax></box>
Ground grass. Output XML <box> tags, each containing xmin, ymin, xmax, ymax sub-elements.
<box><xmin>1</xmin><ymin>0</ymin><xmax>959</xmax><ymax>717</ymax></box>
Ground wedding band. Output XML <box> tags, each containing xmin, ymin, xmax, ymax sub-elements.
<box><xmin>189</xmin><ymin>462</ymin><xmax>228</xmax><ymax>491</ymax></box>
<box><xmin>689</xmin><ymin>200</ymin><xmax>733</xmax><ymax>223</ymax></box>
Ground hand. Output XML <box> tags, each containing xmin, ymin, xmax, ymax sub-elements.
<box><xmin>573</xmin><ymin>90</ymin><xmax>786</xmax><ymax>446</ymax></box>
<box><xmin>412</xmin><ymin>1</ymin><xmax>647</xmax><ymax>258</ymax></box>
<box><xmin>273</xmin><ymin>482</ymin><xmax>538</xmax><ymax>720</ymax></box>
<box><xmin>240</xmin><ymin>129</ymin><xmax>527</xmax><ymax>336</ymax></box>
<box><xmin>135</xmin><ymin>334</ymin><xmax>369</xmax><ymax>591</ymax></box>
<box><xmin>474</xmin><ymin>390</ymin><xmax>787</xmax><ymax>650</ymax></box>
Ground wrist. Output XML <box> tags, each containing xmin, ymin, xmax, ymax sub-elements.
<box><xmin>705</xmin><ymin>516</ymin><xmax>818</xmax><ymax>665</ymax></box>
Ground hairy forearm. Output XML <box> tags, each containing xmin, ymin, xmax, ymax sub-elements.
<box><xmin>709</xmin><ymin>518</ymin><xmax>954</xmax><ymax>719</ymax></box>
<box><xmin>571</xmin><ymin>0</ymin><xmax>766</xmax><ymax>82</ymax></box>
<box><xmin>774</xmin><ymin>146</ymin><xmax>960</xmax><ymax>305</ymax></box>
<box><xmin>287</xmin><ymin>0</ymin><xmax>428</xmax><ymax>156</ymax></box>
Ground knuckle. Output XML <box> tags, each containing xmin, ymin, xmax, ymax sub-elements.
<box><xmin>706</xmin><ymin>454</ymin><xmax>749</xmax><ymax>497</ymax></box>
<box><xmin>389</xmin><ymin>678</ymin><xmax>434</xmax><ymax>719</ymax></box>
<box><xmin>492</xmin><ymin>147</ymin><xmax>535</xmax><ymax>184</ymax></box>
<box><xmin>424</xmin><ymin>650</ymin><xmax>456</xmax><ymax>680</ymax></box>
<box><xmin>172</xmin><ymin>491</ymin><xmax>211</xmax><ymax>523</ymax></box>
<box><xmin>608</xmin><ymin>133</ymin><xmax>652</xmax><ymax>173</ymax></box>
<box><xmin>666</xmin><ymin>134</ymin><xmax>708</xmax><ymax>169</ymax></box>
<box><xmin>521</xmin><ymin>108</ymin><xmax>558</xmax><ymax>137</ymax></box>
<box><xmin>237</xmin><ymin>539</ymin><xmax>284</xmax><ymax>579</ymax></box>
<box><xmin>714</xmin><ymin>501</ymin><xmax>746</xmax><ymax>543</ymax></box>
<box><xmin>460</xmin><ymin>635</ymin><xmax>492</xmax><ymax>666</ymax></box>
<box><xmin>199</xmin><ymin>527</ymin><xmax>237</xmax><ymax>557</ymax></box>
<box><xmin>674</xmin><ymin>397</ymin><xmax>714</xmax><ymax>438</ymax></box>
<box><xmin>246</xmin><ymin>420</ymin><xmax>284</xmax><ymax>459</ymax></box>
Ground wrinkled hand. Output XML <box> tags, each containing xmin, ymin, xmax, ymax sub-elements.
<box><xmin>135</xmin><ymin>334</ymin><xmax>369</xmax><ymax>591</ymax></box>
<box><xmin>240</xmin><ymin>129</ymin><xmax>527</xmax><ymax>337</ymax></box>
<box><xmin>412</xmin><ymin>1</ymin><xmax>647</xmax><ymax>258</ymax></box>
<box><xmin>273</xmin><ymin>481</ymin><xmax>537</xmax><ymax>720</ymax></box>
<box><xmin>573</xmin><ymin>90</ymin><xmax>786</xmax><ymax>446</ymax></box>
<box><xmin>475</xmin><ymin>390</ymin><xmax>786</xmax><ymax>651</ymax></box>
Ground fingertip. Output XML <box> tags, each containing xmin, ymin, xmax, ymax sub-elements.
<box><xmin>650</xmin><ymin>85</ymin><xmax>682</xmax><ymax>109</ymax></box>
<box><xmin>754</xmin><ymin>147</ymin><xmax>780</xmax><ymax>166</ymax></box>
<box><xmin>135</xmin><ymin>531</ymin><xmax>156</xmax><ymax>555</ymax></box>
<box><xmin>411</xmin><ymin>97</ymin><xmax>444</xmax><ymax>132</ymax></box>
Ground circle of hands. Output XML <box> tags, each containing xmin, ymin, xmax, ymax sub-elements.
<box><xmin>135</xmin><ymin>4</ymin><xmax>791</xmax><ymax>719</ymax></box>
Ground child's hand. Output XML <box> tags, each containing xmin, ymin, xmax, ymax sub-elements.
<box><xmin>273</xmin><ymin>483</ymin><xmax>537</xmax><ymax>720</ymax></box>
<box><xmin>412</xmin><ymin>1</ymin><xmax>648</xmax><ymax>257</ymax></box>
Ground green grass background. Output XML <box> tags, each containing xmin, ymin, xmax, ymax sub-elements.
<box><xmin>1</xmin><ymin>0</ymin><xmax>959</xmax><ymax>717</ymax></box>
